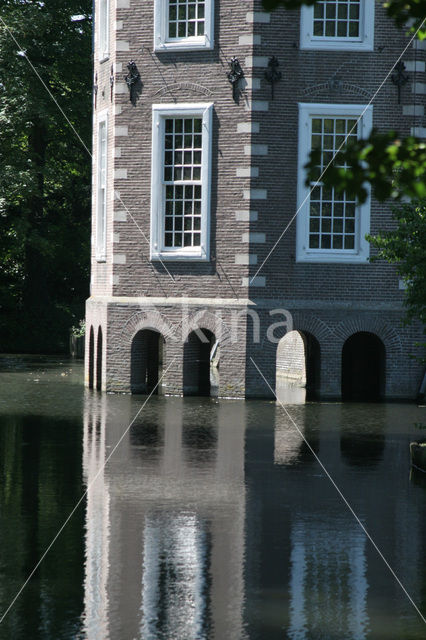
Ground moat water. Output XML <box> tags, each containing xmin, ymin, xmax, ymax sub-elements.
<box><xmin>0</xmin><ymin>355</ymin><xmax>425</xmax><ymax>640</ymax></box>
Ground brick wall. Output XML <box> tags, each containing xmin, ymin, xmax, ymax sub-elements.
<box><xmin>86</xmin><ymin>0</ymin><xmax>425</xmax><ymax>400</ymax></box>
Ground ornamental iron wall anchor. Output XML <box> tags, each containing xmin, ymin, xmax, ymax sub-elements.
<box><xmin>264</xmin><ymin>56</ymin><xmax>282</xmax><ymax>100</ymax></box>
<box><xmin>391</xmin><ymin>60</ymin><xmax>409</xmax><ymax>104</ymax></box>
<box><xmin>227</xmin><ymin>57</ymin><xmax>244</xmax><ymax>103</ymax></box>
<box><xmin>125</xmin><ymin>60</ymin><xmax>143</xmax><ymax>106</ymax></box>
<box><xmin>328</xmin><ymin>76</ymin><xmax>342</xmax><ymax>93</ymax></box>
<box><xmin>110</xmin><ymin>64</ymin><xmax>114</xmax><ymax>100</ymax></box>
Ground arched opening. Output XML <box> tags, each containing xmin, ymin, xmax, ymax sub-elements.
<box><xmin>304</xmin><ymin>332</ymin><xmax>321</xmax><ymax>400</ymax></box>
<box><xmin>131</xmin><ymin>329</ymin><xmax>165</xmax><ymax>395</ymax></box>
<box><xmin>342</xmin><ymin>332</ymin><xmax>385</xmax><ymax>402</ymax></box>
<box><xmin>276</xmin><ymin>330</ymin><xmax>320</xmax><ymax>402</ymax></box>
<box><xmin>183</xmin><ymin>329</ymin><xmax>218</xmax><ymax>397</ymax></box>
<box><xmin>88</xmin><ymin>326</ymin><xmax>94</xmax><ymax>389</ymax></box>
<box><xmin>96</xmin><ymin>326</ymin><xmax>103</xmax><ymax>391</ymax></box>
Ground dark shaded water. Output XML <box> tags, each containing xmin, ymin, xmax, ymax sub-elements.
<box><xmin>0</xmin><ymin>355</ymin><xmax>425</xmax><ymax>639</ymax></box>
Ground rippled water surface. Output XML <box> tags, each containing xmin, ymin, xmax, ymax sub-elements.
<box><xmin>0</xmin><ymin>355</ymin><xmax>425</xmax><ymax>639</ymax></box>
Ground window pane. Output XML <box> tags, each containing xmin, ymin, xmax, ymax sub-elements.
<box><xmin>333</xmin><ymin>235</ymin><xmax>343</xmax><ymax>249</ymax></box>
<box><xmin>326</xmin><ymin>3</ymin><xmax>336</xmax><ymax>19</ymax></box>
<box><xmin>338</xmin><ymin>4</ymin><xmax>347</xmax><ymax>18</ymax></box>
<box><xmin>325</xmin><ymin>20</ymin><xmax>335</xmax><ymax>36</ymax></box>
<box><xmin>349</xmin><ymin>3</ymin><xmax>360</xmax><ymax>19</ymax></box>
<box><xmin>308</xmin><ymin>114</ymin><xmax>360</xmax><ymax>252</ymax></box>
<box><xmin>314</xmin><ymin>3</ymin><xmax>324</xmax><ymax>19</ymax></box>
<box><xmin>309</xmin><ymin>234</ymin><xmax>320</xmax><ymax>249</ymax></box>
<box><xmin>313</xmin><ymin>21</ymin><xmax>324</xmax><ymax>36</ymax></box>
<box><xmin>321</xmin><ymin>234</ymin><xmax>331</xmax><ymax>249</ymax></box>
<box><xmin>162</xmin><ymin>115</ymin><xmax>203</xmax><ymax>250</ymax></box>
<box><xmin>337</xmin><ymin>21</ymin><xmax>347</xmax><ymax>36</ymax></box>
<box><xmin>348</xmin><ymin>21</ymin><xmax>359</xmax><ymax>37</ymax></box>
<box><xmin>168</xmin><ymin>0</ymin><xmax>206</xmax><ymax>40</ymax></box>
<box><xmin>311</xmin><ymin>0</ymin><xmax>361</xmax><ymax>40</ymax></box>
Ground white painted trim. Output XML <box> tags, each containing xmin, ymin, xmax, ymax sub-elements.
<box><xmin>96</xmin><ymin>109</ymin><xmax>109</xmax><ymax>262</ymax></box>
<box><xmin>154</xmin><ymin>0</ymin><xmax>214</xmax><ymax>52</ymax></box>
<box><xmin>296</xmin><ymin>102</ymin><xmax>373</xmax><ymax>264</ymax></box>
<box><xmin>150</xmin><ymin>103</ymin><xmax>214</xmax><ymax>262</ymax></box>
<box><xmin>300</xmin><ymin>0</ymin><xmax>374</xmax><ymax>51</ymax></box>
<box><xmin>98</xmin><ymin>0</ymin><xmax>110</xmax><ymax>61</ymax></box>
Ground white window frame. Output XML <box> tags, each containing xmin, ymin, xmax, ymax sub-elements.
<box><xmin>154</xmin><ymin>0</ymin><xmax>214</xmax><ymax>52</ymax></box>
<box><xmin>96</xmin><ymin>111</ymin><xmax>108</xmax><ymax>262</ymax></box>
<box><xmin>98</xmin><ymin>0</ymin><xmax>110</xmax><ymax>62</ymax></box>
<box><xmin>296</xmin><ymin>102</ymin><xmax>373</xmax><ymax>264</ymax></box>
<box><xmin>151</xmin><ymin>103</ymin><xmax>213</xmax><ymax>262</ymax></box>
<box><xmin>300</xmin><ymin>0</ymin><xmax>374</xmax><ymax>51</ymax></box>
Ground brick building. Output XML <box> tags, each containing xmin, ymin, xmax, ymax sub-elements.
<box><xmin>85</xmin><ymin>0</ymin><xmax>425</xmax><ymax>400</ymax></box>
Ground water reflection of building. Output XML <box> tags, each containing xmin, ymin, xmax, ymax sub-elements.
<box><xmin>82</xmin><ymin>396</ymin><xmax>247</xmax><ymax>640</ymax></box>
<box><xmin>82</xmin><ymin>394</ymin><xmax>110</xmax><ymax>640</ymax></box>
<box><xmin>288</xmin><ymin>519</ymin><xmax>368</xmax><ymax>640</ymax></box>
<box><xmin>246</xmin><ymin>402</ymin><xmax>425</xmax><ymax>639</ymax></box>
<box><xmin>82</xmin><ymin>394</ymin><xmax>426</xmax><ymax>638</ymax></box>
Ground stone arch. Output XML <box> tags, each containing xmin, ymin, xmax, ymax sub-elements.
<box><xmin>130</xmin><ymin>329</ymin><xmax>165</xmax><ymax>395</ymax></box>
<box><xmin>334</xmin><ymin>317</ymin><xmax>403</xmax><ymax>357</ymax></box>
<box><xmin>301</xmin><ymin>82</ymin><xmax>370</xmax><ymax>99</ymax></box>
<box><xmin>180</xmin><ymin>309</ymin><xmax>232</xmax><ymax>346</ymax></box>
<box><xmin>154</xmin><ymin>82</ymin><xmax>213</xmax><ymax>98</ymax></box>
<box><xmin>342</xmin><ymin>332</ymin><xmax>386</xmax><ymax>401</ymax></box>
<box><xmin>88</xmin><ymin>325</ymin><xmax>95</xmax><ymax>389</ymax></box>
<box><xmin>261</xmin><ymin>311</ymin><xmax>329</xmax><ymax>363</ymax></box>
<box><xmin>247</xmin><ymin>311</ymin><xmax>329</xmax><ymax>400</ymax></box>
<box><xmin>276</xmin><ymin>331</ymin><xmax>307</xmax><ymax>387</ymax></box>
<box><xmin>291</xmin><ymin>311</ymin><xmax>334</xmax><ymax>346</ymax></box>
<box><xmin>336</xmin><ymin>317</ymin><xmax>401</xmax><ymax>400</ymax></box>
<box><xmin>275</xmin><ymin>329</ymin><xmax>321</xmax><ymax>402</ymax></box>
<box><xmin>183</xmin><ymin>327</ymin><xmax>217</xmax><ymax>397</ymax></box>
<box><xmin>120</xmin><ymin>309</ymin><xmax>177</xmax><ymax>350</ymax></box>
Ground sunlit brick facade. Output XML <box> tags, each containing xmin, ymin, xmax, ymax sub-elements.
<box><xmin>85</xmin><ymin>0</ymin><xmax>425</xmax><ymax>400</ymax></box>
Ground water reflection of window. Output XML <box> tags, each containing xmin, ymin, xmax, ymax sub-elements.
<box><xmin>141</xmin><ymin>512</ymin><xmax>211</xmax><ymax>640</ymax></box>
<box><xmin>288</xmin><ymin>517</ymin><xmax>369</xmax><ymax>639</ymax></box>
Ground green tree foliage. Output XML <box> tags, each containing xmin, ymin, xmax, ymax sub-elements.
<box><xmin>367</xmin><ymin>200</ymin><xmax>426</xmax><ymax>331</ymax></box>
<box><xmin>0</xmin><ymin>0</ymin><xmax>92</xmax><ymax>353</ymax></box>
<box><xmin>305</xmin><ymin>132</ymin><xmax>426</xmax><ymax>204</ymax></box>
